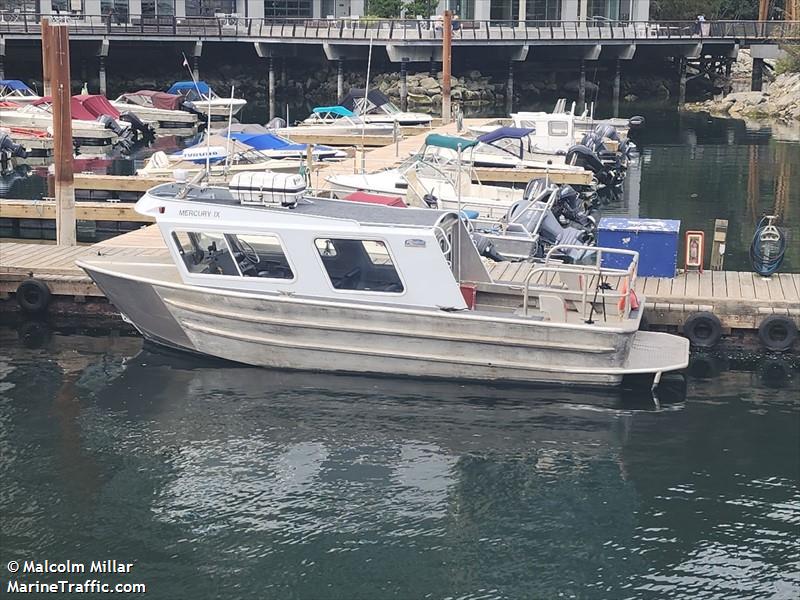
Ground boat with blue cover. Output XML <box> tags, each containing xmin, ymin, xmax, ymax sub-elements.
<box><xmin>166</xmin><ymin>81</ymin><xmax>246</xmax><ymax>120</ymax></box>
<box><xmin>0</xmin><ymin>80</ymin><xmax>41</xmax><ymax>105</ymax></box>
<box><xmin>228</xmin><ymin>131</ymin><xmax>346</xmax><ymax>160</ymax></box>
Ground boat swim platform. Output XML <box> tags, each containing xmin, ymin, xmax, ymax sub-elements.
<box><xmin>1</xmin><ymin>231</ymin><xmax>797</xmax><ymax>351</ymax></box>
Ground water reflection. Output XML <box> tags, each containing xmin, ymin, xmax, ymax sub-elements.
<box><xmin>0</xmin><ymin>328</ymin><xmax>797</xmax><ymax>598</ymax></box>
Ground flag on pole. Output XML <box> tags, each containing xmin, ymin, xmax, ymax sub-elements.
<box><xmin>182</xmin><ymin>56</ymin><xmax>190</xmax><ymax>69</ymax></box>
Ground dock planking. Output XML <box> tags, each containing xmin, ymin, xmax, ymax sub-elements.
<box><xmin>485</xmin><ymin>261</ymin><xmax>800</xmax><ymax>332</ymax></box>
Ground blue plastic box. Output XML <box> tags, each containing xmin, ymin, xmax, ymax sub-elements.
<box><xmin>597</xmin><ymin>217</ymin><xmax>681</xmax><ymax>278</ymax></box>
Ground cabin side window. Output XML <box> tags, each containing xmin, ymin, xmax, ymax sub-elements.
<box><xmin>171</xmin><ymin>231</ymin><xmax>240</xmax><ymax>276</ymax></box>
<box><xmin>549</xmin><ymin>121</ymin><xmax>569</xmax><ymax>136</ymax></box>
<box><xmin>315</xmin><ymin>238</ymin><xmax>404</xmax><ymax>293</ymax></box>
<box><xmin>225</xmin><ymin>233</ymin><xmax>294</xmax><ymax>280</ymax></box>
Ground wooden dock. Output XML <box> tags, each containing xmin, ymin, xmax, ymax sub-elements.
<box><xmin>1</xmin><ymin>231</ymin><xmax>797</xmax><ymax>351</ymax></box>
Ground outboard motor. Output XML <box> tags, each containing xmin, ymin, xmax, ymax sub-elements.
<box><xmin>0</xmin><ymin>133</ymin><xmax>28</xmax><ymax>160</ymax></box>
<box><xmin>565</xmin><ymin>144</ymin><xmax>612</xmax><ymax>186</ymax></box>
<box><xmin>553</xmin><ymin>184</ymin><xmax>597</xmax><ymax>234</ymax></box>
<box><xmin>508</xmin><ymin>199</ymin><xmax>591</xmax><ymax>262</ymax></box>
<box><xmin>266</xmin><ymin>117</ymin><xmax>287</xmax><ymax>130</ymax></box>
<box><xmin>522</xmin><ymin>177</ymin><xmax>551</xmax><ymax>202</ymax></box>
<box><xmin>119</xmin><ymin>110</ymin><xmax>155</xmax><ymax>141</ymax></box>
<box><xmin>471</xmin><ymin>233</ymin><xmax>506</xmax><ymax>262</ymax></box>
<box><xmin>593</xmin><ymin>123</ymin><xmax>620</xmax><ymax>142</ymax></box>
<box><xmin>96</xmin><ymin>114</ymin><xmax>126</xmax><ymax>137</ymax></box>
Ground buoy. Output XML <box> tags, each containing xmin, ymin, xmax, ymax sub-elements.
<box><xmin>683</xmin><ymin>311</ymin><xmax>722</xmax><ymax>348</ymax></box>
<box><xmin>15</xmin><ymin>278</ymin><xmax>52</xmax><ymax>314</ymax></box>
<box><xmin>618</xmin><ymin>278</ymin><xmax>640</xmax><ymax>314</ymax></box>
<box><xmin>757</xmin><ymin>315</ymin><xmax>798</xmax><ymax>352</ymax></box>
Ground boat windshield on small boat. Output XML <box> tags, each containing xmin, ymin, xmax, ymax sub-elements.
<box><xmin>338</xmin><ymin>88</ymin><xmax>432</xmax><ymax>126</ymax></box>
<box><xmin>0</xmin><ymin>80</ymin><xmax>41</xmax><ymax>105</ymax></box>
<box><xmin>77</xmin><ymin>182</ymin><xmax>688</xmax><ymax>389</ymax></box>
<box><xmin>295</xmin><ymin>106</ymin><xmax>396</xmax><ymax>136</ymax></box>
<box><xmin>166</xmin><ymin>81</ymin><xmax>247</xmax><ymax>120</ymax></box>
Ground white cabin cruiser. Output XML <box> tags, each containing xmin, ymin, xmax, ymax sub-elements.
<box><xmin>167</xmin><ymin>81</ymin><xmax>247</xmax><ymax>121</ymax></box>
<box><xmin>77</xmin><ymin>183</ymin><xmax>688</xmax><ymax>388</ymax></box>
<box><xmin>339</xmin><ymin>89</ymin><xmax>433</xmax><ymax>126</ymax></box>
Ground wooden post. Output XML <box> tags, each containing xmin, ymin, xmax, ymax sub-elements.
<box><xmin>41</xmin><ymin>20</ymin><xmax>52</xmax><ymax>96</ymax></box>
<box><xmin>442</xmin><ymin>10</ymin><xmax>452</xmax><ymax>125</ymax></box>
<box><xmin>710</xmin><ymin>219</ymin><xmax>728</xmax><ymax>271</ymax></box>
<box><xmin>46</xmin><ymin>21</ymin><xmax>77</xmax><ymax>246</ymax></box>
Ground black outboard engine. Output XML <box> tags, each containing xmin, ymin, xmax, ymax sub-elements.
<box><xmin>553</xmin><ymin>184</ymin><xmax>598</xmax><ymax>234</ymax></box>
<box><xmin>119</xmin><ymin>110</ymin><xmax>155</xmax><ymax>141</ymax></box>
<box><xmin>471</xmin><ymin>233</ymin><xmax>506</xmax><ymax>262</ymax></box>
<box><xmin>522</xmin><ymin>177</ymin><xmax>550</xmax><ymax>202</ymax></box>
<box><xmin>97</xmin><ymin>115</ymin><xmax>135</xmax><ymax>153</ymax></box>
<box><xmin>593</xmin><ymin>123</ymin><xmax>620</xmax><ymax>142</ymax></box>
<box><xmin>565</xmin><ymin>144</ymin><xmax>612</xmax><ymax>185</ymax></box>
<box><xmin>96</xmin><ymin>114</ymin><xmax>125</xmax><ymax>137</ymax></box>
<box><xmin>0</xmin><ymin>133</ymin><xmax>28</xmax><ymax>160</ymax></box>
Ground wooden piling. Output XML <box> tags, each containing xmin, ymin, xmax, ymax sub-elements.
<box><xmin>442</xmin><ymin>10</ymin><xmax>452</xmax><ymax>125</ymax></box>
<box><xmin>45</xmin><ymin>21</ymin><xmax>77</xmax><ymax>246</ymax></box>
<box><xmin>40</xmin><ymin>19</ymin><xmax>51</xmax><ymax>96</ymax></box>
<box><xmin>400</xmin><ymin>59</ymin><xmax>408</xmax><ymax>112</ymax></box>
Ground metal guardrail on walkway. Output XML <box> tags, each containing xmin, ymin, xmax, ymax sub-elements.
<box><xmin>1</xmin><ymin>15</ymin><xmax>799</xmax><ymax>43</ymax></box>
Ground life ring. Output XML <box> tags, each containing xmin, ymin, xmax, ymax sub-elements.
<box><xmin>683</xmin><ymin>311</ymin><xmax>722</xmax><ymax>348</ymax></box>
<box><xmin>757</xmin><ymin>315</ymin><xmax>798</xmax><ymax>352</ymax></box>
<box><xmin>16</xmin><ymin>278</ymin><xmax>52</xmax><ymax>314</ymax></box>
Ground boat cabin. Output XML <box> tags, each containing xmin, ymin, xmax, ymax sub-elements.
<box><xmin>136</xmin><ymin>184</ymin><xmax>490</xmax><ymax>310</ymax></box>
<box><xmin>509</xmin><ymin>112</ymin><xmax>577</xmax><ymax>153</ymax></box>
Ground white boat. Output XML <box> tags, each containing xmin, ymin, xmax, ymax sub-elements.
<box><xmin>339</xmin><ymin>89</ymin><xmax>433</xmax><ymax>126</ymax></box>
<box><xmin>0</xmin><ymin>80</ymin><xmax>42</xmax><ymax>105</ymax></box>
<box><xmin>327</xmin><ymin>134</ymin><xmax>589</xmax><ymax>219</ymax></box>
<box><xmin>137</xmin><ymin>136</ymin><xmax>311</xmax><ymax>177</ymax></box>
<box><xmin>0</xmin><ymin>103</ymin><xmax>120</xmax><ymax>150</ymax></box>
<box><xmin>292</xmin><ymin>106</ymin><xmax>396</xmax><ymax>136</ymax></box>
<box><xmin>167</xmin><ymin>81</ymin><xmax>247</xmax><ymax>121</ymax></box>
<box><xmin>112</xmin><ymin>90</ymin><xmax>198</xmax><ymax>132</ymax></box>
<box><xmin>76</xmin><ymin>183</ymin><xmax>689</xmax><ymax>388</ymax></box>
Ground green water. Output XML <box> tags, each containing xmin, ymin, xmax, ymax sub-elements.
<box><xmin>0</xmin><ymin>328</ymin><xmax>798</xmax><ymax>599</ymax></box>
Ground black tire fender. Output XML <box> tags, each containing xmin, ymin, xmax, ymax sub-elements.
<box><xmin>757</xmin><ymin>315</ymin><xmax>798</xmax><ymax>352</ymax></box>
<box><xmin>16</xmin><ymin>278</ymin><xmax>52</xmax><ymax>314</ymax></box>
<box><xmin>683</xmin><ymin>311</ymin><xmax>722</xmax><ymax>348</ymax></box>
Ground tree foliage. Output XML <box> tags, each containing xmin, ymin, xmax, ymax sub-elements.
<box><xmin>651</xmin><ymin>0</ymin><xmax>786</xmax><ymax>20</ymax></box>
<box><xmin>367</xmin><ymin>0</ymin><xmax>435</xmax><ymax>18</ymax></box>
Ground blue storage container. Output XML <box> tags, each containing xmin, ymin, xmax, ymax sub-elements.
<box><xmin>597</xmin><ymin>217</ymin><xmax>681</xmax><ymax>278</ymax></box>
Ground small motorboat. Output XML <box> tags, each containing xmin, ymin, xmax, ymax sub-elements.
<box><xmin>0</xmin><ymin>80</ymin><xmax>42</xmax><ymax>105</ymax></box>
<box><xmin>137</xmin><ymin>135</ymin><xmax>308</xmax><ymax>178</ymax></box>
<box><xmin>225</xmin><ymin>131</ymin><xmax>347</xmax><ymax>161</ymax></box>
<box><xmin>166</xmin><ymin>81</ymin><xmax>247</xmax><ymax>121</ymax></box>
<box><xmin>77</xmin><ymin>181</ymin><xmax>689</xmax><ymax>388</ymax></box>
<box><xmin>291</xmin><ymin>106</ymin><xmax>395</xmax><ymax>136</ymax></box>
<box><xmin>112</xmin><ymin>90</ymin><xmax>198</xmax><ymax>132</ymax></box>
<box><xmin>339</xmin><ymin>89</ymin><xmax>432</xmax><ymax>126</ymax></box>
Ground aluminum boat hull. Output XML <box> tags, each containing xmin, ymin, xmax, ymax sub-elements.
<box><xmin>79</xmin><ymin>258</ymin><xmax>688</xmax><ymax>387</ymax></box>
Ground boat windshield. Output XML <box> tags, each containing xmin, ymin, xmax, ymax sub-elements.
<box><xmin>382</xmin><ymin>102</ymin><xmax>400</xmax><ymax>114</ymax></box>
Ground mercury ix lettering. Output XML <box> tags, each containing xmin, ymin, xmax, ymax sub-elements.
<box><xmin>178</xmin><ymin>209</ymin><xmax>221</xmax><ymax>218</ymax></box>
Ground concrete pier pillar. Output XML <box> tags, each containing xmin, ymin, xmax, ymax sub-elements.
<box><xmin>0</xmin><ymin>56</ymin><xmax>4</xmax><ymax>81</ymax></box>
<box><xmin>612</xmin><ymin>59</ymin><xmax>621</xmax><ymax>118</ymax></box>
<box><xmin>281</xmin><ymin>58</ymin><xmax>287</xmax><ymax>89</ymax></box>
<box><xmin>751</xmin><ymin>57</ymin><xmax>764</xmax><ymax>92</ymax></box>
<box><xmin>400</xmin><ymin>59</ymin><xmax>408</xmax><ymax>112</ymax></box>
<box><xmin>268</xmin><ymin>57</ymin><xmax>276</xmax><ymax>121</ymax></box>
<box><xmin>506</xmin><ymin>60</ymin><xmax>514</xmax><ymax>115</ymax></box>
<box><xmin>578</xmin><ymin>59</ymin><xmax>586</xmax><ymax>114</ymax></box>
<box><xmin>192</xmin><ymin>55</ymin><xmax>200</xmax><ymax>81</ymax></box>
<box><xmin>98</xmin><ymin>55</ymin><xmax>107</xmax><ymax>96</ymax></box>
<box><xmin>337</xmin><ymin>60</ymin><xmax>344</xmax><ymax>101</ymax></box>
<box><xmin>429</xmin><ymin>55</ymin><xmax>436</xmax><ymax>77</ymax></box>
<box><xmin>678</xmin><ymin>57</ymin><xmax>687</xmax><ymax>106</ymax></box>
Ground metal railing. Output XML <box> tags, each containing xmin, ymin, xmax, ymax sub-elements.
<box><xmin>522</xmin><ymin>245</ymin><xmax>640</xmax><ymax>322</ymax></box>
<box><xmin>1</xmin><ymin>14</ymin><xmax>798</xmax><ymax>42</ymax></box>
